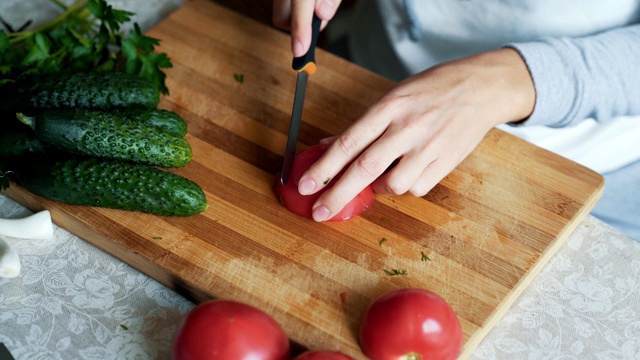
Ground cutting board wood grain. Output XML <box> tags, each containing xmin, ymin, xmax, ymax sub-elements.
<box><xmin>3</xmin><ymin>1</ymin><xmax>604</xmax><ymax>358</ymax></box>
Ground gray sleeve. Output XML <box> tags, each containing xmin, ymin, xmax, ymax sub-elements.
<box><xmin>505</xmin><ymin>24</ymin><xmax>640</xmax><ymax>127</ymax></box>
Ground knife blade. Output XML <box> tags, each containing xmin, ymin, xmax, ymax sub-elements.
<box><xmin>280</xmin><ymin>14</ymin><xmax>322</xmax><ymax>186</ymax></box>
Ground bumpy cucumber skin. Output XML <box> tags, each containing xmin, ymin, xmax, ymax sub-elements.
<box><xmin>21</xmin><ymin>109</ymin><xmax>192</xmax><ymax>167</ymax></box>
<box><xmin>112</xmin><ymin>108</ymin><xmax>188</xmax><ymax>137</ymax></box>
<box><xmin>18</xmin><ymin>157</ymin><xmax>208</xmax><ymax>216</ymax></box>
<box><xmin>1</xmin><ymin>72</ymin><xmax>160</xmax><ymax>110</ymax></box>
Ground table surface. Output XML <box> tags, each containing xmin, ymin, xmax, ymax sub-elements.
<box><xmin>3</xmin><ymin>194</ymin><xmax>639</xmax><ymax>360</ymax></box>
<box><xmin>2</xmin><ymin>1</ymin><xmax>639</xmax><ymax>359</ymax></box>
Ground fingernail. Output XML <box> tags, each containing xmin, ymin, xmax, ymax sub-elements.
<box><xmin>293</xmin><ymin>40</ymin><xmax>304</xmax><ymax>57</ymax></box>
<box><xmin>298</xmin><ymin>178</ymin><xmax>316</xmax><ymax>195</ymax></box>
<box><xmin>318</xmin><ymin>1</ymin><xmax>333</xmax><ymax>17</ymax></box>
<box><xmin>319</xmin><ymin>136</ymin><xmax>337</xmax><ymax>145</ymax></box>
<box><xmin>312</xmin><ymin>206</ymin><xmax>331</xmax><ymax>222</ymax></box>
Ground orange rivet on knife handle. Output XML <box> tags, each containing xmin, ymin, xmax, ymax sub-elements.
<box><xmin>299</xmin><ymin>62</ymin><xmax>317</xmax><ymax>76</ymax></box>
<box><xmin>292</xmin><ymin>14</ymin><xmax>321</xmax><ymax>75</ymax></box>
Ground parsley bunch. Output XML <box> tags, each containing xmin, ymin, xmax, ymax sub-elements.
<box><xmin>0</xmin><ymin>0</ymin><xmax>172</xmax><ymax>94</ymax></box>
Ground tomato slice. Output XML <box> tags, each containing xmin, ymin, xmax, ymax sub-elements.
<box><xmin>276</xmin><ymin>144</ymin><xmax>375</xmax><ymax>221</ymax></box>
<box><xmin>172</xmin><ymin>300</ymin><xmax>290</xmax><ymax>360</ymax></box>
<box><xmin>359</xmin><ymin>288</ymin><xmax>462</xmax><ymax>360</ymax></box>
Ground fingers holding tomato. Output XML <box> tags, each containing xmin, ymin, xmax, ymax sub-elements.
<box><xmin>277</xmin><ymin>144</ymin><xmax>375</xmax><ymax>221</ymax></box>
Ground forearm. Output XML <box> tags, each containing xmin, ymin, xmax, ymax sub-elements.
<box><xmin>507</xmin><ymin>24</ymin><xmax>640</xmax><ymax>127</ymax></box>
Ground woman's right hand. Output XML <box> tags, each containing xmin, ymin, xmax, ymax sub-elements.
<box><xmin>272</xmin><ymin>0</ymin><xmax>342</xmax><ymax>57</ymax></box>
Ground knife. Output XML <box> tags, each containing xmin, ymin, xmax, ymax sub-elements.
<box><xmin>280</xmin><ymin>14</ymin><xmax>322</xmax><ymax>186</ymax></box>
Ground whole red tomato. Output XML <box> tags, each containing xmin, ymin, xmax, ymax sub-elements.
<box><xmin>359</xmin><ymin>288</ymin><xmax>462</xmax><ymax>360</ymax></box>
<box><xmin>171</xmin><ymin>299</ymin><xmax>290</xmax><ymax>360</ymax></box>
<box><xmin>277</xmin><ymin>144</ymin><xmax>375</xmax><ymax>221</ymax></box>
<box><xmin>292</xmin><ymin>350</ymin><xmax>355</xmax><ymax>360</ymax></box>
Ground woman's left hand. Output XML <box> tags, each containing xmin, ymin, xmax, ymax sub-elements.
<box><xmin>297</xmin><ymin>48</ymin><xmax>536</xmax><ymax>222</ymax></box>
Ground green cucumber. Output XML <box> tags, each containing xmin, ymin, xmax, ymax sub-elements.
<box><xmin>112</xmin><ymin>108</ymin><xmax>188</xmax><ymax>137</ymax></box>
<box><xmin>17</xmin><ymin>109</ymin><xmax>192</xmax><ymax>168</ymax></box>
<box><xmin>0</xmin><ymin>72</ymin><xmax>160</xmax><ymax>111</ymax></box>
<box><xmin>17</xmin><ymin>156</ymin><xmax>208</xmax><ymax>216</ymax></box>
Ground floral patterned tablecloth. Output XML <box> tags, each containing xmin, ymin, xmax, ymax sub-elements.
<box><xmin>471</xmin><ymin>214</ymin><xmax>640</xmax><ymax>360</ymax></box>
<box><xmin>2</xmin><ymin>192</ymin><xmax>639</xmax><ymax>360</ymax></box>
<box><xmin>0</xmin><ymin>195</ymin><xmax>193</xmax><ymax>360</ymax></box>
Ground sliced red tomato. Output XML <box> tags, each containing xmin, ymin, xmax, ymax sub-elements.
<box><xmin>277</xmin><ymin>144</ymin><xmax>375</xmax><ymax>221</ymax></box>
<box><xmin>172</xmin><ymin>299</ymin><xmax>290</xmax><ymax>360</ymax></box>
<box><xmin>292</xmin><ymin>350</ymin><xmax>355</xmax><ymax>360</ymax></box>
<box><xmin>359</xmin><ymin>288</ymin><xmax>462</xmax><ymax>360</ymax></box>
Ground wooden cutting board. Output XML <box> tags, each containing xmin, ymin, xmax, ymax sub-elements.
<box><xmin>4</xmin><ymin>1</ymin><xmax>604</xmax><ymax>358</ymax></box>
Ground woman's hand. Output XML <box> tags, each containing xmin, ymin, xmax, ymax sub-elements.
<box><xmin>272</xmin><ymin>0</ymin><xmax>342</xmax><ymax>56</ymax></box>
<box><xmin>298</xmin><ymin>48</ymin><xmax>536</xmax><ymax>222</ymax></box>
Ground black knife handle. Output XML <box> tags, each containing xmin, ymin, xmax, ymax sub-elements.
<box><xmin>292</xmin><ymin>14</ymin><xmax>321</xmax><ymax>75</ymax></box>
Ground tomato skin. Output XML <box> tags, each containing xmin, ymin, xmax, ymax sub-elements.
<box><xmin>171</xmin><ymin>300</ymin><xmax>290</xmax><ymax>360</ymax></box>
<box><xmin>276</xmin><ymin>144</ymin><xmax>375</xmax><ymax>221</ymax></box>
<box><xmin>359</xmin><ymin>288</ymin><xmax>462</xmax><ymax>360</ymax></box>
<box><xmin>292</xmin><ymin>350</ymin><xmax>355</xmax><ymax>360</ymax></box>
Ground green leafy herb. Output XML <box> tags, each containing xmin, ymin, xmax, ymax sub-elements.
<box><xmin>379</xmin><ymin>237</ymin><xmax>388</xmax><ymax>246</ymax></box>
<box><xmin>383</xmin><ymin>268</ymin><xmax>408</xmax><ymax>276</ymax></box>
<box><xmin>421</xmin><ymin>251</ymin><xmax>431</xmax><ymax>261</ymax></box>
<box><xmin>323</xmin><ymin>177</ymin><xmax>331</xmax><ymax>185</ymax></box>
<box><xmin>0</xmin><ymin>0</ymin><xmax>172</xmax><ymax>93</ymax></box>
<box><xmin>233</xmin><ymin>73</ymin><xmax>244</xmax><ymax>83</ymax></box>
<box><xmin>120</xmin><ymin>324</ymin><xmax>129</xmax><ymax>330</ymax></box>
<box><xmin>152</xmin><ymin>236</ymin><xmax>162</xmax><ymax>240</ymax></box>
<box><xmin>121</xmin><ymin>23</ymin><xmax>172</xmax><ymax>94</ymax></box>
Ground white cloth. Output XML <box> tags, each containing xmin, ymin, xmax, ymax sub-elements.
<box><xmin>0</xmin><ymin>194</ymin><xmax>193</xmax><ymax>360</ymax></box>
<box><xmin>348</xmin><ymin>0</ymin><xmax>640</xmax><ymax>174</ymax></box>
<box><xmin>499</xmin><ymin>116</ymin><xmax>640</xmax><ymax>174</ymax></box>
<box><xmin>352</xmin><ymin>0</ymin><xmax>640</xmax><ymax>77</ymax></box>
